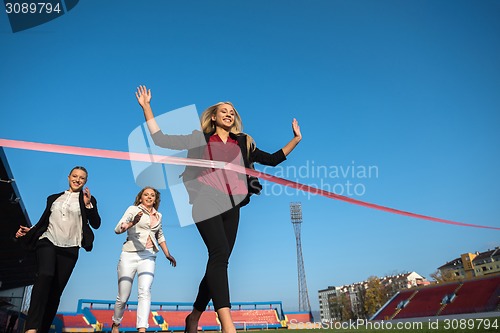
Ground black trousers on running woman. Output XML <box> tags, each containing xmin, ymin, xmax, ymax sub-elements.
<box><xmin>192</xmin><ymin>187</ymin><xmax>243</xmax><ymax>312</ymax></box>
<box><xmin>25</xmin><ymin>238</ymin><xmax>79</xmax><ymax>333</ymax></box>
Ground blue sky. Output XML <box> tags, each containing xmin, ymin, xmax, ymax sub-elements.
<box><xmin>1</xmin><ymin>0</ymin><xmax>499</xmax><ymax>314</ymax></box>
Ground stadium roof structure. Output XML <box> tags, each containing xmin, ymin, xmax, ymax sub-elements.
<box><xmin>0</xmin><ymin>147</ymin><xmax>36</xmax><ymax>291</ymax></box>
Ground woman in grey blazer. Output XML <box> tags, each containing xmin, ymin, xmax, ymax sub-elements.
<box><xmin>111</xmin><ymin>186</ymin><xmax>176</xmax><ymax>333</ymax></box>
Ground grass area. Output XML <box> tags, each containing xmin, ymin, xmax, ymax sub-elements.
<box><xmin>282</xmin><ymin>317</ymin><xmax>500</xmax><ymax>333</ymax></box>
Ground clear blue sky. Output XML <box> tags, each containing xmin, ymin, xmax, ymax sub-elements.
<box><xmin>1</xmin><ymin>0</ymin><xmax>499</xmax><ymax>313</ymax></box>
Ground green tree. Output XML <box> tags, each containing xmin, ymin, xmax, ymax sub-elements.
<box><xmin>363</xmin><ymin>276</ymin><xmax>388</xmax><ymax>317</ymax></box>
<box><xmin>328</xmin><ymin>294</ymin><xmax>342</xmax><ymax>321</ymax></box>
<box><xmin>354</xmin><ymin>284</ymin><xmax>368</xmax><ymax>319</ymax></box>
<box><xmin>340</xmin><ymin>293</ymin><xmax>354</xmax><ymax>321</ymax></box>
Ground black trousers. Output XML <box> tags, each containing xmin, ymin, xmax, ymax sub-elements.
<box><xmin>192</xmin><ymin>187</ymin><xmax>242</xmax><ymax>312</ymax></box>
<box><xmin>25</xmin><ymin>238</ymin><xmax>79</xmax><ymax>333</ymax></box>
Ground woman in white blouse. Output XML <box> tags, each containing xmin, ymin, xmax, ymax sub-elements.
<box><xmin>15</xmin><ymin>166</ymin><xmax>101</xmax><ymax>333</ymax></box>
<box><xmin>111</xmin><ymin>187</ymin><xmax>176</xmax><ymax>333</ymax></box>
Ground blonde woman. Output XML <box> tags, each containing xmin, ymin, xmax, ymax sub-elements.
<box><xmin>136</xmin><ymin>85</ymin><xmax>301</xmax><ymax>333</ymax></box>
<box><xmin>111</xmin><ymin>187</ymin><xmax>176</xmax><ymax>333</ymax></box>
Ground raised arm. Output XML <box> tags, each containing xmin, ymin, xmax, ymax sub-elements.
<box><xmin>136</xmin><ymin>85</ymin><xmax>160</xmax><ymax>135</ymax></box>
<box><xmin>281</xmin><ymin>118</ymin><xmax>302</xmax><ymax>156</ymax></box>
<box><xmin>249</xmin><ymin>119</ymin><xmax>302</xmax><ymax>166</ymax></box>
<box><xmin>135</xmin><ymin>85</ymin><xmax>204</xmax><ymax>150</ymax></box>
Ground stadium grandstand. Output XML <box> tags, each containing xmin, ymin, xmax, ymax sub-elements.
<box><xmin>50</xmin><ymin>299</ymin><xmax>294</xmax><ymax>332</ymax></box>
<box><xmin>0</xmin><ymin>147</ymin><xmax>36</xmax><ymax>333</ymax></box>
<box><xmin>371</xmin><ymin>274</ymin><xmax>500</xmax><ymax>321</ymax></box>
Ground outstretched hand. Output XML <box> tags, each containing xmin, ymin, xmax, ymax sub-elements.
<box><xmin>281</xmin><ymin>118</ymin><xmax>302</xmax><ymax>157</ymax></box>
<box><xmin>292</xmin><ymin>118</ymin><xmax>302</xmax><ymax>141</ymax></box>
<box><xmin>136</xmin><ymin>85</ymin><xmax>152</xmax><ymax>108</ymax></box>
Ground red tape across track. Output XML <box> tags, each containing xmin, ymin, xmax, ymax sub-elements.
<box><xmin>1</xmin><ymin>138</ymin><xmax>499</xmax><ymax>231</ymax></box>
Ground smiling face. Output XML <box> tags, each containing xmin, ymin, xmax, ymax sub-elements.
<box><xmin>212</xmin><ymin>103</ymin><xmax>235</xmax><ymax>131</ymax></box>
<box><xmin>68</xmin><ymin>168</ymin><xmax>87</xmax><ymax>192</ymax></box>
<box><xmin>140</xmin><ymin>188</ymin><xmax>157</xmax><ymax>209</ymax></box>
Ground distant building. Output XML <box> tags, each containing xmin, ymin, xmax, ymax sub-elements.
<box><xmin>318</xmin><ymin>287</ymin><xmax>337</xmax><ymax>322</ymax></box>
<box><xmin>380</xmin><ymin>271</ymin><xmax>429</xmax><ymax>295</ymax></box>
<box><xmin>318</xmin><ymin>272</ymin><xmax>428</xmax><ymax>321</ymax></box>
<box><xmin>438</xmin><ymin>247</ymin><xmax>500</xmax><ymax>280</ymax></box>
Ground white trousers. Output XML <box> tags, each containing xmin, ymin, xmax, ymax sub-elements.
<box><xmin>112</xmin><ymin>249</ymin><xmax>156</xmax><ymax>329</ymax></box>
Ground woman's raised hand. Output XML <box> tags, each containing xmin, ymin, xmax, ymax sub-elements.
<box><xmin>281</xmin><ymin>118</ymin><xmax>302</xmax><ymax>156</ymax></box>
<box><xmin>135</xmin><ymin>85</ymin><xmax>152</xmax><ymax>108</ymax></box>
<box><xmin>83</xmin><ymin>187</ymin><xmax>92</xmax><ymax>207</ymax></box>
<box><xmin>292</xmin><ymin>118</ymin><xmax>302</xmax><ymax>141</ymax></box>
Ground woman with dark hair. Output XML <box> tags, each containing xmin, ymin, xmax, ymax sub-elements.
<box><xmin>111</xmin><ymin>186</ymin><xmax>176</xmax><ymax>333</ymax></box>
<box><xmin>15</xmin><ymin>166</ymin><xmax>101</xmax><ymax>333</ymax></box>
<box><xmin>135</xmin><ymin>86</ymin><xmax>301</xmax><ymax>333</ymax></box>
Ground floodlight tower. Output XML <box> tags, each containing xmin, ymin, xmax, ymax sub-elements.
<box><xmin>290</xmin><ymin>202</ymin><xmax>311</xmax><ymax>313</ymax></box>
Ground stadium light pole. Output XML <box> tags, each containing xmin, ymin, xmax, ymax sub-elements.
<box><xmin>290</xmin><ymin>202</ymin><xmax>311</xmax><ymax>313</ymax></box>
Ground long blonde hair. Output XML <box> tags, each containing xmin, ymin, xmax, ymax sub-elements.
<box><xmin>200</xmin><ymin>102</ymin><xmax>255</xmax><ymax>155</ymax></box>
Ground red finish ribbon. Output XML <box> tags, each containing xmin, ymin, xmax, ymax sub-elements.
<box><xmin>1</xmin><ymin>138</ymin><xmax>498</xmax><ymax>231</ymax></box>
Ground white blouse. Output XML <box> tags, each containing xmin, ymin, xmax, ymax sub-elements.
<box><xmin>40</xmin><ymin>191</ymin><xmax>83</xmax><ymax>247</ymax></box>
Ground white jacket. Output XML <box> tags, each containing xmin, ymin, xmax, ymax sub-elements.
<box><xmin>115</xmin><ymin>205</ymin><xmax>165</xmax><ymax>252</ymax></box>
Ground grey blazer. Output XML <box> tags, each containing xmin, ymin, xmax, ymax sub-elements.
<box><xmin>115</xmin><ymin>205</ymin><xmax>165</xmax><ymax>252</ymax></box>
